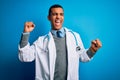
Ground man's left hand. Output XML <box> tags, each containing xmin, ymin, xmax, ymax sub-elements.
<box><xmin>90</xmin><ymin>39</ymin><xmax>102</xmax><ymax>53</ymax></box>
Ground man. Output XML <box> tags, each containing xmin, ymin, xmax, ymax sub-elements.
<box><xmin>18</xmin><ymin>4</ymin><xmax>102</xmax><ymax>80</ymax></box>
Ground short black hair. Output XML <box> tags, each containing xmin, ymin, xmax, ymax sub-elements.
<box><xmin>48</xmin><ymin>4</ymin><xmax>64</xmax><ymax>16</ymax></box>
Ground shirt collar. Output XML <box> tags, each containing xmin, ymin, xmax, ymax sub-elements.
<box><xmin>51</xmin><ymin>27</ymin><xmax>65</xmax><ymax>37</ymax></box>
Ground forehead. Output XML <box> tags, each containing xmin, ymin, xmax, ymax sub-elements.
<box><xmin>51</xmin><ymin>8</ymin><xmax>64</xmax><ymax>13</ymax></box>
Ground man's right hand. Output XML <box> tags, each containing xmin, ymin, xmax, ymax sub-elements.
<box><xmin>24</xmin><ymin>22</ymin><xmax>35</xmax><ymax>33</ymax></box>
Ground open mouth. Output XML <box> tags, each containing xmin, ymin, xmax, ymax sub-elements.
<box><xmin>55</xmin><ymin>20</ymin><xmax>61</xmax><ymax>26</ymax></box>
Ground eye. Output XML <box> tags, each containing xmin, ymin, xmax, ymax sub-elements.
<box><xmin>60</xmin><ymin>13</ymin><xmax>64</xmax><ymax>16</ymax></box>
<box><xmin>52</xmin><ymin>13</ymin><xmax>57</xmax><ymax>16</ymax></box>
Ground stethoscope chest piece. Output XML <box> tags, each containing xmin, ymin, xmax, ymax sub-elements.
<box><xmin>76</xmin><ymin>46</ymin><xmax>81</xmax><ymax>51</ymax></box>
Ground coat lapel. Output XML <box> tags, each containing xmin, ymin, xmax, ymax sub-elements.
<box><xmin>65</xmin><ymin>28</ymin><xmax>77</xmax><ymax>79</ymax></box>
<box><xmin>48</xmin><ymin>32</ymin><xmax>56</xmax><ymax>80</ymax></box>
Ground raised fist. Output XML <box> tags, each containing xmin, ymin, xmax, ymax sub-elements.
<box><xmin>24</xmin><ymin>22</ymin><xmax>35</xmax><ymax>32</ymax></box>
<box><xmin>90</xmin><ymin>39</ymin><xmax>102</xmax><ymax>53</ymax></box>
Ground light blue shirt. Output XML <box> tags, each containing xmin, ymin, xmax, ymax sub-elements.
<box><xmin>51</xmin><ymin>27</ymin><xmax>65</xmax><ymax>38</ymax></box>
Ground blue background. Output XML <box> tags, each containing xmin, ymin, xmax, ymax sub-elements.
<box><xmin>0</xmin><ymin>0</ymin><xmax>120</xmax><ymax>80</ymax></box>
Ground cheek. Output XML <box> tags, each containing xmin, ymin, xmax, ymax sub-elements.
<box><xmin>62</xmin><ymin>17</ymin><xmax>64</xmax><ymax>21</ymax></box>
<box><xmin>51</xmin><ymin>17</ymin><xmax>56</xmax><ymax>22</ymax></box>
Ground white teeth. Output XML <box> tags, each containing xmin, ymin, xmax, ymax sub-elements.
<box><xmin>55</xmin><ymin>20</ymin><xmax>60</xmax><ymax>26</ymax></box>
<box><xmin>55</xmin><ymin>20</ymin><xmax>60</xmax><ymax>23</ymax></box>
<box><xmin>55</xmin><ymin>20</ymin><xmax>61</xmax><ymax>26</ymax></box>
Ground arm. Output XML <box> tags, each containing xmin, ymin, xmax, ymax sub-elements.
<box><xmin>87</xmin><ymin>39</ymin><xmax>102</xmax><ymax>58</ymax></box>
<box><xmin>76</xmin><ymin>33</ymin><xmax>102</xmax><ymax>62</ymax></box>
<box><xmin>19</xmin><ymin>32</ymin><xmax>30</xmax><ymax>48</ymax></box>
<box><xmin>18</xmin><ymin>22</ymin><xmax>36</xmax><ymax>62</ymax></box>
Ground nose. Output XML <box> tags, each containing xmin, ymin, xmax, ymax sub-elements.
<box><xmin>56</xmin><ymin>14</ymin><xmax>60</xmax><ymax>19</ymax></box>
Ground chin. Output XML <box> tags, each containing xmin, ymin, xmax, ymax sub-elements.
<box><xmin>53</xmin><ymin>26</ymin><xmax>62</xmax><ymax>30</ymax></box>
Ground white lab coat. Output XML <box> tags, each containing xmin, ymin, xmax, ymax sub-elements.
<box><xmin>18</xmin><ymin>28</ymin><xmax>91</xmax><ymax>80</ymax></box>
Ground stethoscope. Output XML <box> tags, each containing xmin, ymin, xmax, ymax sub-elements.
<box><xmin>43</xmin><ymin>30</ymin><xmax>81</xmax><ymax>52</ymax></box>
<box><xmin>69</xmin><ymin>31</ymin><xmax>81</xmax><ymax>52</ymax></box>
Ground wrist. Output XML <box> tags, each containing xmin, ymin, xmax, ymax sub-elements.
<box><xmin>23</xmin><ymin>29</ymin><xmax>30</xmax><ymax>33</ymax></box>
<box><xmin>90</xmin><ymin>47</ymin><xmax>97</xmax><ymax>53</ymax></box>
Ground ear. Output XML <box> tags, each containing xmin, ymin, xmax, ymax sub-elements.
<box><xmin>47</xmin><ymin>15</ymin><xmax>51</xmax><ymax>21</ymax></box>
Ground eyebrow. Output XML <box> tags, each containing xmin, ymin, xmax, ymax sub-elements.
<box><xmin>51</xmin><ymin>12</ymin><xmax>64</xmax><ymax>15</ymax></box>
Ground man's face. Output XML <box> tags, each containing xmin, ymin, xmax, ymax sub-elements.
<box><xmin>48</xmin><ymin>8</ymin><xmax>64</xmax><ymax>30</ymax></box>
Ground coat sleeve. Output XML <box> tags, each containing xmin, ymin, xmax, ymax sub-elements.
<box><xmin>18</xmin><ymin>42</ymin><xmax>36</xmax><ymax>62</ymax></box>
<box><xmin>75</xmin><ymin>33</ymin><xmax>91</xmax><ymax>62</ymax></box>
<box><xmin>18</xmin><ymin>36</ymin><xmax>43</xmax><ymax>62</ymax></box>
